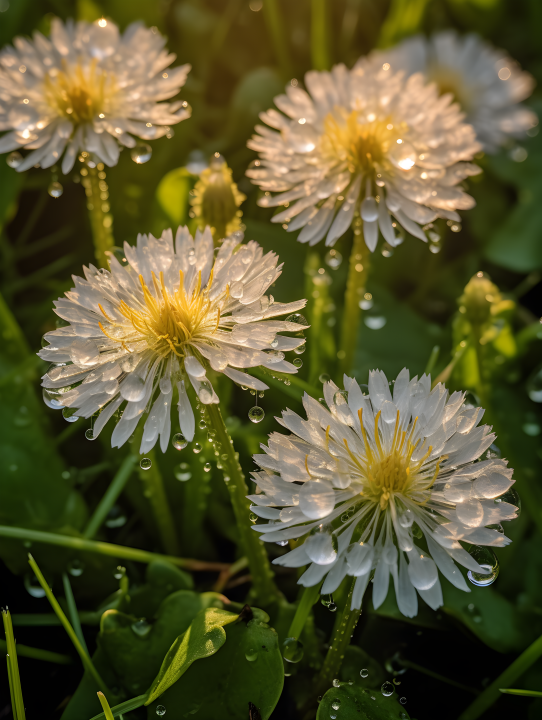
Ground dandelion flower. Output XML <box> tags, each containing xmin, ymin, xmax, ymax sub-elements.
<box><xmin>249</xmin><ymin>369</ymin><xmax>517</xmax><ymax>617</ymax></box>
<box><xmin>39</xmin><ymin>227</ymin><xmax>308</xmax><ymax>454</ymax></box>
<box><xmin>0</xmin><ymin>18</ymin><xmax>191</xmax><ymax>173</ymax></box>
<box><xmin>368</xmin><ymin>31</ymin><xmax>537</xmax><ymax>152</ymax></box>
<box><xmin>246</xmin><ymin>63</ymin><xmax>481</xmax><ymax>251</ymax></box>
<box><xmin>190</xmin><ymin>153</ymin><xmax>247</xmax><ymax>241</ymax></box>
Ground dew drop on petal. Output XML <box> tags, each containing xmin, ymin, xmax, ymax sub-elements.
<box><xmin>62</xmin><ymin>407</ymin><xmax>79</xmax><ymax>423</ymax></box>
<box><xmin>172</xmin><ymin>432</ymin><xmax>187</xmax><ymax>450</ymax></box>
<box><xmin>48</xmin><ymin>181</ymin><xmax>63</xmax><ymax>198</ymax></box>
<box><xmin>381</xmin><ymin>681</ymin><xmax>394</xmax><ymax>697</ymax></box>
<box><xmin>140</xmin><ymin>457</ymin><xmax>152</xmax><ymax>471</ymax></box>
<box><xmin>282</xmin><ymin>637</ymin><xmax>304</xmax><ymax>663</ymax></box>
<box><xmin>299</xmin><ymin>480</ymin><xmax>335</xmax><ymax>520</ymax></box>
<box><xmin>131</xmin><ymin>143</ymin><xmax>152</xmax><ymax>164</ymax></box>
<box><xmin>248</xmin><ymin>406</ymin><xmax>265</xmax><ymax>423</ymax></box>
<box><xmin>467</xmin><ymin>546</ymin><xmax>499</xmax><ymax>587</ymax></box>
<box><xmin>285</xmin><ymin>313</ymin><xmax>308</xmax><ymax>326</ymax></box>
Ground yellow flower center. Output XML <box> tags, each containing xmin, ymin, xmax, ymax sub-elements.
<box><xmin>320</xmin><ymin>110</ymin><xmax>406</xmax><ymax>175</ymax></box>
<box><xmin>99</xmin><ymin>270</ymin><xmax>224</xmax><ymax>358</ymax></box>
<box><xmin>44</xmin><ymin>60</ymin><xmax>116</xmax><ymax>124</ymax></box>
<box><xmin>427</xmin><ymin>65</ymin><xmax>473</xmax><ymax>114</ymax></box>
<box><xmin>341</xmin><ymin>409</ymin><xmax>444</xmax><ymax>510</ymax></box>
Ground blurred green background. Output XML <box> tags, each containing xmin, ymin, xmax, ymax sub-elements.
<box><xmin>1</xmin><ymin>0</ymin><xmax>542</xmax><ymax>719</ymax></box>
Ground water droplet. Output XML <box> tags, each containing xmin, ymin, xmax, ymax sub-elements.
<box><xmin>328</xmin><ymin>602</ymin><xmax>337</xmax><ymax>612</ymax></box>
<box><xmin>332</xmin><ymin>678</ymin><xmax>341</xmax><ymax>688</ymax></box>
<box><xmin>114</xmin><ymin>566</ymin><xmax>126</xmax><ymax>580</ymax></box>
<box><xmin>282</xmin><ymin>637</ymin><xmax>304</xmax><ymax>663</ymax></box>
<box><xmin>293</xmin><ymin>357</ymin><xmax>303</xmax><ymax>368</ymax></box>
<box><xmin>203</xmin><ymin>462</ymin><xmax>212</xmax><ymax>472</ymax></box>
<box><xmin>400</xmin><ymin>697</ymin><xmax>407</xmax><ymax>705</ymax></box>
<box><xmin>321</xmin><ymin>594</ymin><xmax>333</xmax><ymax>608</ymax></box>
<box><xmin>175</xmin><ymin>462</ymin><xmax>192</xmax><ymax>481</ymax></box>
<box><xmin>399</xmin><ymin>509</ymin><xmax>413</xmax><ymax>528</ymax></box>
<box><xmin>381</xmin><ymin>681</ymin><xmax>394</xmax><ymax>697</ymax></box>
<box><xmin>62</xmin><ymin>407</ymin><xmax>79</xmax><ymax>423</ymax></box>
<box><xmin>276</xmin><ymin>539</ymin><xmax>289</xmax><ymax>546</ymax></box>
<box><xmin>105</xmin><ymin>505</ymin><xmax>127</xmax><ymax>528</ymax></box>
<box><xmin>172</xmin><ymin>432</ymin><xmax>187</xmax><ymax>450</ymax></box>
<box><xmin>319</xmin><ymin>373</ymin><xmax>330</xmax><ymax>384</ymax></box>
<box><xmin>249</xmin><ymin>513</ymin><xmax>258</xmax><ymax>523</ymax></box>
<box><xmin>24</xmin><ymin>573</ymin><xmax>46</xmax><ymax>598</ymax></box>
<box><xmin>285</xmin><ymin>313</ymin><xmax>308</xmax><ymax>326</ymax></box>
<box><xmin>527</xmin><ymin>365</ymin><xmax>542</xmax><ymax>402</ymax></box>
<box><xmin>522</xmin><ymin>420</ymin><xmax>541</xmax><ymax>437</ymax></box>
<box><xmin>465</xmin><ymin>602</ymin><xmax>483</xmax><ymax>623</ymax></box>
<box><xmin>85</xmin><ymin>428</ymin><xmax>96</xmax><ymax>441</ymax></box>
<box><xmin>325</xmin><ymin>249</ymin><xmax>342</xmax><ymax>269</ymax></box>
<box><xmin>360</xmin><ymin>668</ymin><xmax>369</xmax><ymax>678</ymax></box>
<box><xmin>48</xmin><ymin>181</ymin><xmax>63</xmax><ymax>198</ymax></box>
<box><xmin>364</xmin><ymin>315</ymin><xmax>387</xmax><ymax>330</ymax></box>
<box><xmin>467</xmin><ymin>546</ymin><xmax>499</xmax><ymax>587</ymax></box>
<box><xmin>131</xmin><ymin>618</ymin><xmax>152</xmax><ymax>637</ymax></box>
<box><xmin>331</xmin><ymin>700</ymin><xmax>341</xmax><ymax>710</ymax></box>
<box><xmin>67</xmin><ymin>559</ymin><xmax>85</xmax><ymax>577</ymax></box>
<box><xmin>198</xmin><ymin>419</ymin><xmax>207</xmax><ymax>430</ymax></box>
<box><xmin>7</xmin><ymin>151</ymin><xmax>23</xmax><ymax>169</ymax></box>
<box><xmin>131</xmin><ymin>143</ymin><xmax>152</xmax><ymax>164</ymax></box>
<box><xmin>193</xmin><ymin>443</ymin><xmax>202</xmax><ymax>454</ymax></box>
<box><xmin>245</xmin><ymin>648</ymin><xmax>258</xmax><ymax>662</ymax></box>
<box><xmin>429</xmin><ymin>242</ymin><xmax>441</xmax><ymax>254</ymax></box>
<box><xmin>140</xmin><ymin>457</ymin><xmax>152</xmax><ymax>471</ymax></box>
<box><xmin>400</xmin><ymin>713</ymin><xmax>408</xmax><ymax>720</ymax></box>
<box><xmin>333</xmin><ymin>390</ymin><xmax>348</xmax><ymax>406</ymax></box>
<box><xmin>156</xmin><ymin>705</ymin><xmax>166</xmax><ymax>716</ymax></box>
<box><xmin>248</xmin><ymin>406</ymin><xmax>265</xmax><ymax>423</ymax></box>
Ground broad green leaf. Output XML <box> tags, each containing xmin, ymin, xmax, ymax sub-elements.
<box><xmin>317</xmin><ymin>683</ymin><xmax>410</xmax><ymax>720</ymax></box>
<box><xmin>145</xmin><ymin>608</ymin><xmax>283</xmax><ymax>720</ymax></box>
<box><xmin>145</xmin><ymin>606</ymin><xmax>240</xmax><ymax>704</ymax></box>
<box><xmin>156</xmin><ymin>167</ymin><xmax>194</xmax><ymax>226</ymax></box>
<box><xmin>60</xmin><ymin>648</ymin><xmax>121</xmax><ymax>720</ymax></box>
<box><xmin>100</xmin><ymin>591</ymin><xmax>227</xmax><ymax>695</ymax></box>
<box><xmin>340</xmin><ymin>646</ymin><xmax>386</xmax><ymax>689</ymax></box>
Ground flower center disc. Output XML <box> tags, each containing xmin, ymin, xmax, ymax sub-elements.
<box><xmin>45</xmin><ymin>61</ymin><xmax>115</xmax><ymax>123</ymax></box>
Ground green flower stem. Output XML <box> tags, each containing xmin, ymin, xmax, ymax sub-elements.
<box><xmin>83</xmin><ymin>454</ymin><xmax>137</xmax><ymax>539</ymax></box>
<box><xmin>287</xmin><ymin>584</ymin><xmax>321</xmax><ymax>640</ymax></box>
<box><xmin>311</xmin><ymin>0</ymin><xmax>331</xmax><ymax>70</ymax></box>
<box><xmin>81</xmin><ymin>160</ymin><xmax>114</xmax><ymax>269</ymax></box>
<box><xmin>2</xmin><ymin>609</ymin><xmax>26</xmax><ymax>720</ymax></box>
<box><xmin>27</xmin><ymin>554</ymin><xmax>111</xmax><ymax>694</ymax></box>
<box><xmin>251</xmin><ymin>366</ymin><xmax>320</xmax><ymax>401</ymax></box>
<box><xmin>316</xmin><ymin>579</ymin><xmax>361</xmax><ymax>695</ymax></box>
<box><xmin>458</xmin><ymin>632</ymin><xmax>542</xmax><ymax>720</ymax></box>
<box><xmin>0</xmin><ymin>639</ymin><xmax>72</xmax><ymax>664</ymax></box>
<box><xmin>62</xmin><ymin>572</ymin><xmax>89</xmax><ymax>655</ymax></box>
<box><xmin>0</xmin><ymin>525</ymin><xmax>229</xmax><ymax>572</ymax></box>
<box><xmin>206</xmin><ymin>403</ymin><xmax>280</xmax><ymax>605</ymax></box>
<box><xmin>377</xmin><ymin>0</ymin><xmax>431</xmax><ymax>48</ymax></box>
<box><xmin>136</xmin><ymin>448</ymin><xmax>180</xmax><ymax>556</ymax></box>
<box><xmin>262</xmin><ymin>0</ymin><xmax>294</xmax><ymax>80</ymax></box>
<box><xmin>339</xmin><ymin>229</ymin><xmax>371</xmax><ymax>375</ymax></box>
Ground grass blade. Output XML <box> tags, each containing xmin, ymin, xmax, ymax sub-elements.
<box><xmin>2</xmin><ymin>609</ymin><xmax>26</xmax><ymax>720</ymax></box>
<box><xmin>62</xmin><ymin>572</ymin><xmax>89</xmax><ymax>655</ymax></box>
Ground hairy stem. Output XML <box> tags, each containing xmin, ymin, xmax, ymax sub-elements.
<box><xmin>206</xmin><ymin>403</ymin><xmax>280</xmax><ymax>605</ymax></box>
<box><xmin>316</xmin><ymin>580</ymin><xmax>361</xmax><ymax>695</ymax></box>
<box><xmin>339</xmin><ymin>229</ymin><xmax>371</xmax><ymax>375</ymax></box>
<box><xmin>80</xmin><ymin>157</ymin><xmax>114</xmax><ymax>268</ymax></box>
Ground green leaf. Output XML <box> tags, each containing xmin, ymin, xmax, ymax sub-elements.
<box><xmin>145</xmin><ymin>608</ymin><xmax>284</xmax><ymax>720</ymax></box>
<box><xmin>100</xmin><ymin>590</ymin><xmax>227</xmax><ymax>696</ymax></box>
<box><xmin>500</xmin><ymin>688</ymin><xmax>542</xmax><ymax>697</ymax></box>
<box><xmin>340</xmin><ymin>646</ymin><xmax>387</xmax><ymax>689</ymax></box>
<box><xmin>156</xmin><ymin>167</ymin><xmax>194</xmax><ymax>226</ymax></box>
<box><xmin>145</xmin><ymin>606</ymin><xmax>240</xmax><ymax>704</ymax></box>
<box><xmin>317</xmin><ymin>683</ymin><xmax>410</xmax><ymax>720</ymax></box>
<box><xmin>89</xmin><ymin>694</ymin><xmax>148</xmax><ymax>720</ymax></box>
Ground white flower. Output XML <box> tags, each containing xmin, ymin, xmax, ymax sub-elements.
<box><xmin>246</xmin><ymin>63</ymin><xmax>481</xmax><ymax>251</ymax></box>
<box><xmin>0</xmin><ymin>18</ymin><xmax>191</xmax><ymax>173</ymax></box>
<box><xmin>39</xmin><ymin>227</ymin><xmax>308</xmax><ymax>454</ymax></box>
<box><xmin>250</xmin><ymin>369</ymin><xmax>517</xmax><ymax>618</ymax></box>
<box><xmin>367</xmin><ymin>31</ymin><xmax>537</xmax><ymax>152</ymax></box>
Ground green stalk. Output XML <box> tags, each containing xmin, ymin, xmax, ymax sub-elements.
<box><xmin>137</xmin><ymin>448</ymin><xmax>180</xmax><ymax>556</ymax></box>
<box><xmin>287</xmin><ymin>584</ymin><xmax>321</xmax><ymax>640</ymax></box>
<box><xmin>339</xmin><ymin>228</ymin><xmax>371</xmax><ymax>375</ymax></box>
<box><xmin>377</xmin><ymin>0</ymin><xmax>430</xmax><ymax>48</ymax></box>
<box><xmin>62</xmin><ymin>572</ymin><xmax>89</xmax><ymax>655</ymax></box>
<box><xmin>0</xmin><ymin>638</ymin><xmax>72</xmax><ymax>664</ymax></box>
<box><xmin>311</xmin><ymin>0</ymin><xmax>331</xmax><ymax>70</ymax></box>
<box><xmin>2</xmin><ymin>609</ymin><xmax>26</xmax><ymax>720</ymax></box>
<box><xmin>0</xmin><ymin>526</ymin><xmax>228</xmax><ymax>572</ymax></box>
<box><xmin>80</xmin><ymin>158</ymin><xmax>114</xmax><ymax>268</ymax></box>
<box><xmin>316</xmin><ymin>579</ymin><xmax>361</xmax><ymax>695</ymax></box>
<box><xmin>27</xmin><ymin>554</ymin><xmax>111</xmax><ymax>694</ymax></box>
<box><xmin>97</xmin><ymin>692</ymin><xmax>116</xmax><ymax>720</ymax></box>
<box><xmin>83</xmin><ymin>455</ymin><xmax>137</xmax><ymax>539</ymax></box>
<box><xmin>251</xmin><ymin>366</ymin><xmax>320</xmax><ymax>401</ymax></box>
<box><xmin>206</xmin><ymin>403</ymin><xmax>279</xmax><ymax>605</ymax></box>
<box><xmin>262</xmin><ymin>0</ymin><xmax>294</xmax><ymax>80</ymax></box>
<box><xmin>458</xmin><ymin>633</ymin><xmax>542</xmax><ymax>720</ymax></box>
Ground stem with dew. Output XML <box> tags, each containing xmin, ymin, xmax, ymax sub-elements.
<box><xmin>80</xmin><ymin>156</ymin><xmax>114</xmax><ymax>268</ymax></box>
<box><xmin>206</xmin><ymin>402</ymin><xmax>280</xmax><ymax>605</ymax></box>
<box><xmin>339</xmin><ymin>227</ymin><xmax>371</xmax><ymax>375</ymax></box>
<box><xmin>316</xmin><ymin>579</ymin><xmax>361</xmax><ymax>695</ymax></box>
